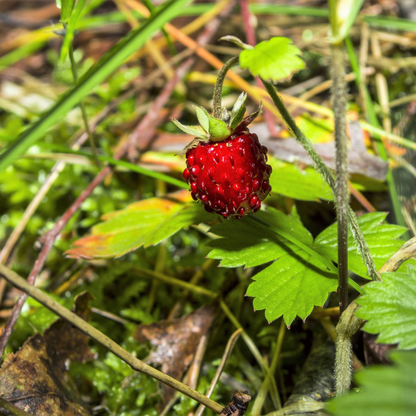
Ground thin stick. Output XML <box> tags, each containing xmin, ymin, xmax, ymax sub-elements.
<box><xmin>0</xmin><ymin>397</ymin><xmax>34</xmax><ymax>416</ymax></box>
<box><xmin>220</xmin><ymin>301</ymin><xmax>281</xmax><ymax>409</ymax></box>
<box><xmin>251</xmin><ymin>320</ymin><xmax>285</xmax><ymax>416</ymax></box>
<box><xmin>194</xmin><ymin>329</ymin><xmax>242</xmax><ymax>416</ymax></box>
<box><xmin>188</xmin><ymin>334</ymin><xmax>209</xmax><ymax>390</ymax></box>
<box><xmin>0</xmin><ymin>264</ymin><xmax>223</xmax><ymax>414</ymax></box>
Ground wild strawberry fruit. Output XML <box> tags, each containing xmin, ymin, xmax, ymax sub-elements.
<box><xmin>173</xmin><ymin>93</ymin><xmax>272</xmax><ymax>219</ymax></box>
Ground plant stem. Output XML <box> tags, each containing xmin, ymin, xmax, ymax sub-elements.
<box><xmin>0</xmin><ymin>264</ymin><xmax>224</xmax><ymax>414</ymax></box>
<box><xmin>251</xmin><ymin>319</ymin><xmax>285</xmax><ymax>416</ymax></box>
<box><xmin>212</xmin><ymin>55</ymin><xmax>239</xmax><ymax>118</ymax></box>
<box><xmin>0</xmin><ymin>397</ymin><xmax>34</xmax><ymax>416</ymax></box>
<box><xmin>261</xmin><ymin>79</ymin><xmax>380</xmax><ymax>283</ymax></box>
<box><xmin>331</xmin><ymin>43</ymin><xmax>349</xmax><ymax>313</ymax></box>
<box><xmin>68</xmin><ymin>43</ymin><xmax>99</xmax><ymax>166</ymax></box>
<box><xmin>220</xmin><ymin>300</ymin><xmax>282</xmax><ymax>409</ymax></box>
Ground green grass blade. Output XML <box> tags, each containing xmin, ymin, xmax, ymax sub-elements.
<box><xmin>60</xmin><ymin>0</ymin><xmax>76</xmax><ymax>23</ymax></box>
<box><xmin>60</xmin><ymin>0</ymin><xmax>87</xmax><ymax>63</ymax></box>
<box><xmin>363</xmin><ymin>15</ymin><xmax>416</xmax><ymax>31</ymax></box>
<box><xmin>0</xmin><ymin>0</ymin><xmax>189</xmax><ymax>174</ymax></box>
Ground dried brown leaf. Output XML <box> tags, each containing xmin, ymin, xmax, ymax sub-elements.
<box><xmin>0</xmin><ymin>293</ymin><xmax>95</xmax><ymax>416</ymax></box>
<box><xmin>133</xmin><ymin>304</ymin><xmax>216</xmax><ymax>405</ymax></box>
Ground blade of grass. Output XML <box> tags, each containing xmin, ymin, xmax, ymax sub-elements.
<box><xmin>60</xmin><ymin>0</ymin><xmax>87</xmax><ymax>63</ymax></box>
<box><xmin>0</xmin><ymin>0</ymin><xmax>189</xmax><ymax>174</ymax></box>
<box><xmin>59</xmin><ymin>0</ymin><xmax>76</xmax><ymax>23</ymax></box>
<box><xmin>26</xmin><ymin>145</ymin><xmax>188</xmax><ymax>189</ymax></box>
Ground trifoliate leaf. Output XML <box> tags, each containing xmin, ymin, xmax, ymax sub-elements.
<box><xmin>239</xmin><ymin>37</ymin><xmax>305</xmax><ymax>82</ymax></box>
<box><xmin>66</xmin><ymin>191</ymin><xmax>212</xmax><ymax>259</ymax></box>
<box><xmin>208</xmin><ymin>208</ymin><xmax>337</xmax><ymax>326</ymax></box>
<box><xmin>314</xmin><ymin>212</ymin><xmax>406</xmax><ymax>279</ymax></box>
<box><xmin>327</xmin><ymin>351</ymin><xmax>416</xmax><ymax>416</ymax></box>
<box><xmin>269</xmin><ymin>158</ymin><xmax>333</xmax><ymax>201</ymax></box>
<box><xmin>355</xmin><ymin>265</ymin><xmax>416</xmax><ymax>349</ymax></box>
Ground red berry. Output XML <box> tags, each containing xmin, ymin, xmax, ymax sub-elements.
<box><xmin>183</xmin><ymin>168</ymin><xmax>190</xmax><ymax>180</ymax></box>
<box><xmin>184</xmin><ymin>132</ymin><xmax>272</xmax><ymax>218</ymax></box>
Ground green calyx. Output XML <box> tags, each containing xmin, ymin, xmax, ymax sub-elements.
<box><xmin>172</xmin><ymin>92</ymin><xmax>262</xmax><ymax>146</ymax></box>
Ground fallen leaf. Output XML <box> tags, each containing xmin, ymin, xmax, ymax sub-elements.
<box><xmin>0</xmin><ymin>293</ymin><xmax>95</xmax><ymax>416</ymax></box>
<box><xmin>133</xmin><ymin>304</ymin><xmax>216</xmax><ymax>406</ymax></box>
<box><xmin>65</xmin><ymin>190</ymin><xmax>213</xmax><ymax>259</ymax></box>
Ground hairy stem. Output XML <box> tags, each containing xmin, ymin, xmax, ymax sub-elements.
<box><xmin>331</xmin><ymin>43</ymin><xmax>349</xmax><ymax>313</ymax></box>
<box><xmin>0</xmin><ymin>264</ymin><xmax>223</xmax><ymax>414</ymax></box>
<box><xmin>334</xmin><ymin>302</ymin><xmax>363</xmax><ymax>395</ymax></box>
<box><xmin>261</xmin><ymin>79</ymin><xmax>380</xmax><ymax>283</ymax></box>
<box><xmin>212</xmin><ymin>55</ymin><xmax>239</xmax><ymax>118</ymax></box>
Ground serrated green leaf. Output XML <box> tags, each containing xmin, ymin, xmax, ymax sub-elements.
<box><xmin>65</xmin><ymin>191</ymin><xmax>212</xmax><ymax>258</ymax></box>
<box><xmin>315</xmin><ymin>212</ymin><xmax>406</xmax><ymax>279</ymax></box>
<box><xmin>327</xmin><ymin>351</ymin><xmax>416</xmax><ymax>416</ymax></box>
<box><xmin>239</xmin><ymin>37</ymin><xmax>305</xmax><ymax>82</ymax></box>
<box><xmin>208</xmin><ymin>208</ymin><xmax>312</xmax><ymax>268</ymax></box>
<box><xmin>247</xmin><ymin>250</ymin><xmax>337</xmax><ymax>326</ymax></box>
<box><xmin>208</xmin><ymin>207</ymin><xmax>338</xmax><ymax>325</ymax></box>
<box><xmin>355</xmin><ymin>265</ymin><xmax>416</xmax><ymax>349</ymax></box>
<box><xmin>269</xmin><ymin>158</ymin><xmax>333</xmax><ymax>201</ymax></box>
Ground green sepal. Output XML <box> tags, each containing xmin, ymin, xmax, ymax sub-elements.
<box><xmin>234</xmin><ymin>100</ymin><xmax>263</xmax><ymax>133</ymax></box>
<box><xmin>230</xmin><ymin>92</ymin><xmax>247</xmax><ymax>131</ymax></box>
<box><xmin>193</xmin><ymin>106</ymin><xmax>210</xmax><ymax>133</ymax></box>
<box><xmin>207</xmin><ymin>115</ymin><xmax>232</xmax><ymax>142</ymax></box>
<box><xmin>171</xmin><ymin>119</ymin><xmax>209</xmax><ymax>140</ymax></box>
